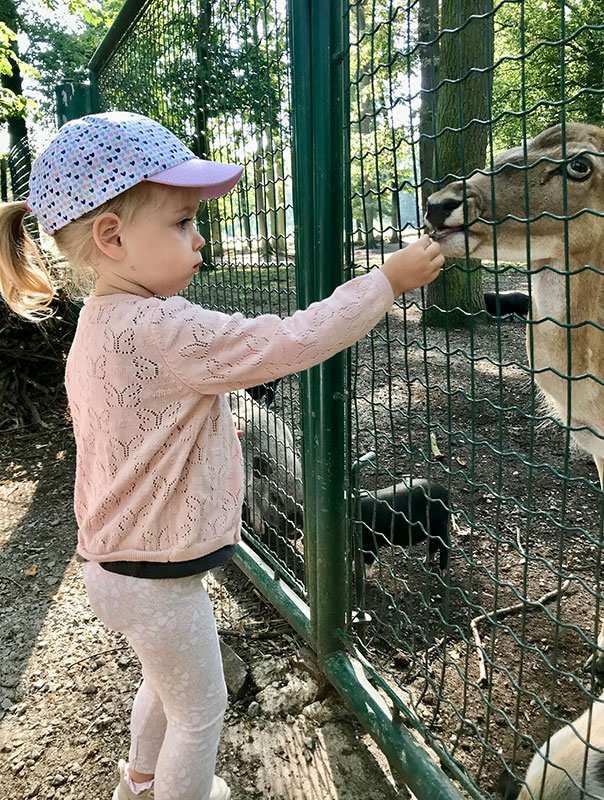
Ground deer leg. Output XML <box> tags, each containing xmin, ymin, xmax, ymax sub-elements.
<box><xmin>586</xmin><ymin>456</ymin><xmax>604</xmax><ymax>671</ymax></box>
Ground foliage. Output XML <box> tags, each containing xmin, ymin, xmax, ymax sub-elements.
<box><xmin>0</xmin><ymin>4</ymin><xmax>38</xmax><ymax>123</ymax></box>
<box><xmin>349</xmin><ymin>0</ymin><xmax>419</xmax><ymax>242</ymax></box>
<box><xmin>42</xmin><ymin>0</ymin><xmax>114</xmax><ymax>28</ymax></box>
<box><xmin>22</xmin><ymin>0</ymin><xmax>121</xmax><ymax>126</ymax></box>
<box><xmin>492</xmin><ymin>0</ymin><xmax>604</xmax><ymax>150</ymax></box>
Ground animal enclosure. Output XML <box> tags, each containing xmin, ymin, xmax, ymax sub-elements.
<box><xmin>87</xmin><ymin>0</ymin><xmax>604</xmax><ymax>798</ymax></box>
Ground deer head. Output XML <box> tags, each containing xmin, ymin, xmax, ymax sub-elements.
<box><xmin>425</xmin><ymin>123</ymin><xmax>604</xmax><ymax>268</ymax></box>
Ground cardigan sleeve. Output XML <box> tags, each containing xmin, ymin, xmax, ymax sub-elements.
<box><xmin>150</xmin><ymin>269</ymin><xmax>395</xmax><ymax>395</ymax></box>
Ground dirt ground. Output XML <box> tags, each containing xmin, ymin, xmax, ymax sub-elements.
<box><xmin>0</xmin><ymin>424</ymin><xmax>402</xmax><ymax>800</ymax></box>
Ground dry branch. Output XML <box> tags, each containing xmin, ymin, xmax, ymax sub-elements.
<box><xmin>471</xmin><ymin>579</ymin><xmax>571</xmax><ymax>686</ymax></box>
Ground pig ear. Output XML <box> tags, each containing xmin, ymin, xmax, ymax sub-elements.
<box><xmin>253</xmin><ymin>455</ymin><xmax>273</xmax><ymax>477</ymax></box>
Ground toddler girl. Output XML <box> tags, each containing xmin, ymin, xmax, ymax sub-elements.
<box><xmin>1</xmin><ymin>111</ymin><xmax>443</xmax><ymax>800</ymax></box>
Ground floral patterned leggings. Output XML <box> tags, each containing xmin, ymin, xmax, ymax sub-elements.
<box><xmin>82</xmin><ymin>562</ymin><xmax>228</xmax><ymax>800</ymax></box>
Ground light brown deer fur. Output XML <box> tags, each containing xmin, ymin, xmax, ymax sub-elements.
<box><xmin>425</xmin><ymin>123</ymin><xmax>604</xmax><ymax>667</ymax></box>
<box><xmin>513</xmin><ymin>692</ymin><xmax>604</xmax><ymax>800</ymax></box>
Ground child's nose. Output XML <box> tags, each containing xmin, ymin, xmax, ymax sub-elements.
<box><xmin>194</xmin><ymin>230</ymin><xmax>205</xmax><ymax>249</ymax></box>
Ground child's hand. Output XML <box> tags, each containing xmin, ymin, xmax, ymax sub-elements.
<box><xmin>380</xmin><ymin>234</ymin><xmax>444</xmax><ymax>298</ymax></box>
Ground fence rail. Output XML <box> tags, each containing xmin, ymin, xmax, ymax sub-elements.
<box><xmin>88</xmin><ymin>2</ymin><xmax>604</xmax><ymax>798</ymax></box>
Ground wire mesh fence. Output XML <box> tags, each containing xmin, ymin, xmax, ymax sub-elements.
<box><xmin>342</xmin><ymin>1</ymin><xmax>604</xmax><ymax>797</ymax></box>
<box><xmin>0</xmin><ymin>137</ymin><xmax>33</xmax><ymax>202</ymax></box>
<box><xmin>95</xmin><ymin>0</ymin><xmax>305</xmax><ymax>598</ymax></box>
<box><xmin>90</xmin><ymin>0</ymin><xmax>604</xmax><ymax>798</ymax></box>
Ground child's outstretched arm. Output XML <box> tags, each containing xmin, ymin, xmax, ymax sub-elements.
<box><xmin>380</xmin><ymin>234</ymin><xmax>444</xmax><ymax>298</ymax></box>
<box><xmin>152</xmin><ymin>236</ymin><xmax>443</xmax><ymax>395</ymax></box>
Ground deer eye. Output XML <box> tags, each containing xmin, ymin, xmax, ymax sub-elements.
<box><xmin>565</xmin><ymin>156</ymin><xmax>592</xmax><ymax>181</ymax></box>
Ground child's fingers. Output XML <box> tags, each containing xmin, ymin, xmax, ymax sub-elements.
<box><xmin>425</xmin><ymin>239</ymin><xmax>442</xmax><ymax>258</ymax></box>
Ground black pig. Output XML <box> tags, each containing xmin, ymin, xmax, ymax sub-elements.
<box><xmin>358</xmin><ymin>479</ymin><xmax>450</xmax><ymax>575</ymax></box>
<box><xmin>484</xmin><ymin>290</ymin><xmax>529</xmax><ymax>319</ymax></box>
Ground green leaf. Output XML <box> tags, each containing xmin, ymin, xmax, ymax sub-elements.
<box><xmin>14</xmin><ymin>56</ymin><xmax>39</xmax><ymax>79</ymax></box>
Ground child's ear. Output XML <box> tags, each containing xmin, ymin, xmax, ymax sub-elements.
<box><xmin>92</xmin><ymin>212</ymin><xmax>126</xmax><ymax>261</ymax></box>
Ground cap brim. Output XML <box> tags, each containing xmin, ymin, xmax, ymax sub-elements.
<box><xmin>146</xmin><ymin>157</ymin><xmax>244</xmax><ymax>199</ymax></box>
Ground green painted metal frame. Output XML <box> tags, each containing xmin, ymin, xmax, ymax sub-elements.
<box><xmin>233</xmin><ymin>541</ymin><xmax>310</xmax><ymax>643</ymax></box>
<box><xmin>88</xmin><ymin>0</ymin><xmax>151</xmax><ymax>76</ymax></box>
<box><xmin>288</xmin><ymin>0</ymin><xmax>349</xmax><ymax>660</ymax></box>
<box><xmin>323</xmin><ymin>651</ymin><xmax>469</xmax><ymax>800</ymax></box>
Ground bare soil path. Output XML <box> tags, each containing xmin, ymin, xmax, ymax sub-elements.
<box><xmin>0</xmin><ymin>425</ymin><xmax>400</xmax><ymax>800</ymax></box>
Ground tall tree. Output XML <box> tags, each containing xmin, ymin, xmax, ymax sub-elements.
<box><xmin>348</xmin><ymin>0</ymin><xmax>414</xmax><ymax>250</ymax></box>
<box><xmin>424</xmin><ymin>0</ymin><xmax>494</xmax><ymax>328</ymax></box>
<box><xmin>418</xmin><ymin>0</ymin><xmax>439</xmax><ymax>212</ymax></box>
<box><xmin>0</xmin><ymin>0</ymin><xmax>119</xmax><ymax>200</ymax></box>
<box><xmin>24</xmin><ymin>0</ymin><xmax>120</xmax><ymax>123</ymax></box>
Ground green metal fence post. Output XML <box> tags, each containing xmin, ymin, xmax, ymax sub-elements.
<box><xmin>309</xmin><ymin>0</ymin><xmax>349</xmax><ymax>661</ymax></box>
<box><xmin>288</xmin><ymin>0</ymin><xmax>318</xmax><ymax>652</ymax></box>
<box><xmin>88</xmin><ymin>70</ymin><xmax>100</xmax><ymax>114</ymax></box>
<box><xmin>55</xmin><ymin>82</ymin><xmax>93</xmax><ymax>127</ymax></box>
<box><xmin>289</xmin><ymin>0</ymin><xmax>348</xmax><ymax>661</ymax></box>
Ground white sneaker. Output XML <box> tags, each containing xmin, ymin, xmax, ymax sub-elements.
<box><xmin>112</xmin><ymin>760</ymin><xmax>154</xmax><ymax>799</ymax></box>
<box><xmin>210</xmin><ymin>775</ymin><xmax>231</xmax><ymax>800</ymax></box>
<box><xmin>111</xmin><ymin>760</ymin><xmax>231</xmax><ymax>800</ymax></box>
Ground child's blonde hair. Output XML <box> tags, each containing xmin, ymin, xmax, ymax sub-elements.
<box><xmin>0</xmin><ymin>201</ymin><xmax>55</xmax><ymax>320</ymax></box>
<box><xmin>0</xmin><ymin>181</ymin><xmax>180</xmax><ymax>319</ymax></box>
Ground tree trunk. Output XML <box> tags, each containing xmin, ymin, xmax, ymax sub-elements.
<box><xmin>390</xmin><ymin>190</ymin><xmax>399</xmax><ymax>244</ymax></box>
<box><xmin>418</xmin><ymin>0</ymin><xmax>439</xmax><ymax>211</ymax></box>
<box><xmin>424</xmin><ymin>0</ymin><xmax>493</xmax><ymax>329</ymax></box>
<box><xmin>210</xmin><ymin>213</ymin><xmax>223</xmax><ymax>259</ymax></box>
<box><xmin>0</xmin><ymin>0</ymin><xmax>30</xmax><ymax>200</ymax></box>
<box><xmin>239</xmin><ymin>181</ymin><xmax>252</xmax><ymax>254</ymax></box>
<box><xmin>266</xmin><ymin>148</ymin><xmax>279</xmax><ymax>255</ymax></box>
<box><xmin>254</xmin><ymin>135</ymin><xmax>270</xmax><ymax>262</ymax></box>
<box><xmin>275</xmin><ymin>149</ymin><xmax>287</xmax><ymax>254</ymax></box>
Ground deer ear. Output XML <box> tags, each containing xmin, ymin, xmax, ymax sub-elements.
<box><xmin>253</xmin><ymin>455</ymin><xmax>272</xmax><ymax>477</ymax></box>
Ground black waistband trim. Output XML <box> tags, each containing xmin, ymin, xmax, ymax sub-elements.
<box><xmin>80</xmin><ymin>545</ymin><xmax>236</xmax><ymax>579</ymax></box>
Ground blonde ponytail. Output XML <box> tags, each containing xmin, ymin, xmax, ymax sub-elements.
<box><xmin>0</xmin><ymin>201</ymin><xmax>55</xmax><ymax>320</ymax></box>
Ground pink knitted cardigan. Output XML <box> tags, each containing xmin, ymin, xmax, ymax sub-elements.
<box><xmin>66</xmin><ymin>269</ymin><xmax>394</xmax><ymax>563</ymax></box>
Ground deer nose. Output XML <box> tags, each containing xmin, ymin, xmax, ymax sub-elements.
<box><xmin>426</xmin><ymin>197</ymin><xmax>463</xmax><ymax>228</ymax></box>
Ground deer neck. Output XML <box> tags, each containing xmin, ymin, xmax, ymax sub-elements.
<box><xmin>530</xmin><ymin>256</ymin><xmax>604</xmax><ymax>325</ymax></box>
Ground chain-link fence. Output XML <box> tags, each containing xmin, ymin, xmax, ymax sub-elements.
<box><xmin>0</xmin><ymin>137</ymin><xmax>33</xmax><ymax>202</ymax></box>
<box><xmin>93</xmin><ymin>0</ymin><xmax>306</xmax><ymax>602</ymax></box>
<box><xmin>343</xmin><ymin>4</ymin><xmax>604</xmax><ymax>797</ymax></box>
<box><xmin>89</xmin><ymin>1</ymin><xmax>604</xmax><ymax>798</ymax></box>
